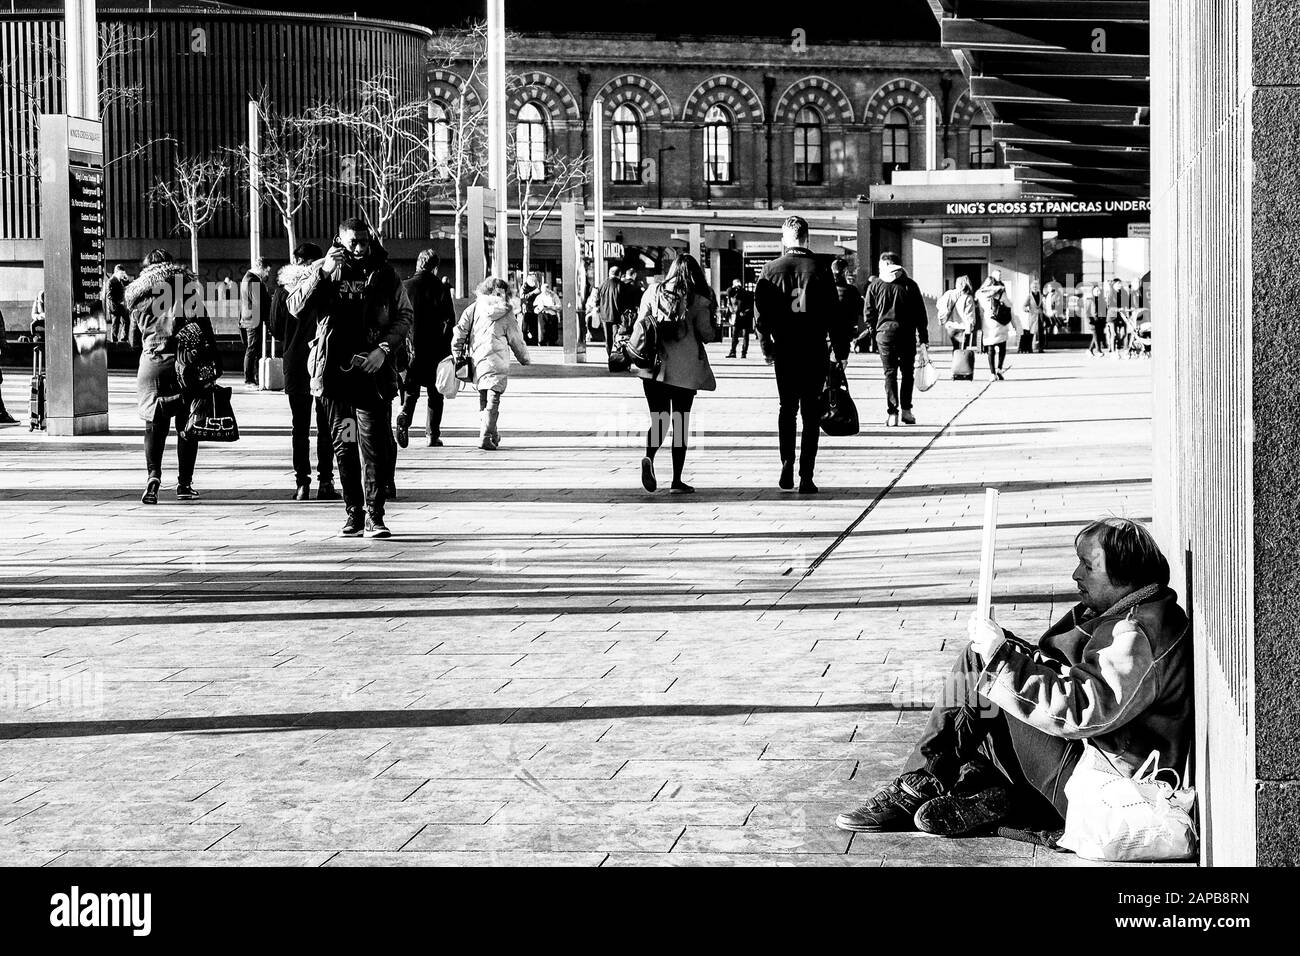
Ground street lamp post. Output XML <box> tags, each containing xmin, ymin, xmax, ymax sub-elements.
<box><xmin>657</xmin><ymin>144</ymin><xmax>675</xmax><ymax>209</ymax></box>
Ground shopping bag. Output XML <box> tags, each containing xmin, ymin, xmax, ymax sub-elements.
<box><xmin>1057</xmin><ymin>745</ymin><xmax>1197</xmax><ymax>862</ymax></box>
<box><xmin>182</xmin><ymin>384</ymin><xmax>240</xmax><ymax>443</ymax></box>
<box><xmin>820</xmin><ymin>363</ymin><xmax>859</xmax><ymax>436</ymax></box>
<box><xmin>915</xmin><ymin>344</ymin><xmax>938</xmax><ymax>392</ymax></box>
<box><xmin>435</xmin><ymin>355</ymin><xmax>459</xmax><ymax>400</ymax></box>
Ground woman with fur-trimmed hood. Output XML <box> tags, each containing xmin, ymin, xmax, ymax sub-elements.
<box><xmin>127</xmin><ymin>249</ymin><xmax>216</xmax><ymax>505</ymax></box>
<box><xmin>270</xmin><ymin>243</ymin><xmax>337</xmax><ymax>501</ymax></box>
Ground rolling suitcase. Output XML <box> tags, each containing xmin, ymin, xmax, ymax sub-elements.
<box><xmin>258</xmin><ymin>325</ymin><xmax>284</xmax><ymax>391</ymax></box>
<box><xmin>951</xmin><ymin>333</ymin><xmax>976</xmax><ymax>381</ymax></box>
<box><xmin>29</xmin><ymin>348</ymin><xmax>46</xmax><ymax>431</ymax></box>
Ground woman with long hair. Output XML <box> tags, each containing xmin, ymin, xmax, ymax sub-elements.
<box><xmin>126</xmin><ymin>248</ymin><xmax>218</xmax><ymax>503</ymax></box>
<box><xmin>635</xmin><ymin>252</ymin><xmax>716</xmax><ymax>494</ymax></box>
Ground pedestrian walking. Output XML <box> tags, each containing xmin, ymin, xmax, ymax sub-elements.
<box><xmin>289</xmin><ymin>217</ymin><xmax>412</xmax><ymax>538</ymax></box>
<box><xmin>102</xmin><ymin>264</ymin><xmax>131</xmax><ymax>343</ymax></box>
<box><xmin>754</xmin><ymin>215</ymin><xmax>844</xmax><ymax>493</ymax></box>
<box><xmin>535</xmin><ymin>280</ymin><xmax>561</xmax><ymax>346</ymax></box>
<box><xmin>722</xmin><ymin>278</ymin><xmax>753</xmax><ymax>358</ymax></box>
<box><xmin>831</xmin><ymin>258</ymin><xmax>864</xmax><ymax>357</ymax></box>
<box><xmin>127</xmin><ymin>249</ymin><xmax>217</xmax><ymax>505</ymax></box>
<box><xmin>584</xmin><ymin>285</ymin><xmax>603</xmax><ymax>343</ymax></box>
<box><xmin>636</xmin><ymin>253</ymin><xmax>716</xmax><ymax>495</ymax></box>
<box><xmin>976</xmin><ymin>272</ymin><xmax>1015</xmax><ymax>380</ymax></box>
<box><xmin>1085</xmin><ymin>283</ymin><xmax>1106</xmax><ymax>356</ymax></box>
<box><xmin>239</xmin><ymin>259</ymin><xmax>272</xmax><ymax>386</ymax></box>
<box><xmin>396</xmin><ymin>249</ymin><xmax>456</xmax><ymax>449</ymax></box>
<box><xmin>1020</xmin><ymin>278</ymin><xmax>1043</xmax><ymax>354</ymax></box>
<box><xmin>863</xmin><ymin>251</ymin><xmax>928</xmax><ymax>427</ymax></box>
<box><xmin>519</xmin><ymin>273</ymin><xmax>540</xmax><ymax>346</ymax></box>
<box><xmin>270</xmin><ymin>242</ymin><xmax>338</xmax><ymax>502</ymax></box>
<box><xmin>452</xmin><ymin>276</ymin><xmax>531</xmax><ymax>451</ymax></box>
<box><xmin>938</xmin><ymin>275</ymin><xmax>978</xmax><ymax>350</ymax></box>
<box><xmin>0</xmin><ymin>303</ymin><xmax>15</xmax><ymax>424</ymax></box>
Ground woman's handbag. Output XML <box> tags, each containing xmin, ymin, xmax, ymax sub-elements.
<box><xmin>915</xmin><ymin>344</ymin><xmax>938</xmax><ymax>392</ymax></box>
<box><xmin>436</xmin><ymin>355</ymin><xmax>459</xmax><ymax>399</ymax></box>
<box><xmin>454</xmin><ymin>352</ymin><xmax>475</xmax><ymax>384</ymax></box>
<box><xmin>181</xmin><ymin>384</ymin><xmax>239</xmax><ymax>443</ymax></box>
<box><xmin>1057</xmin><ymin>745</ymin><xmax>1197</xmax><ymax>862</ymax></box>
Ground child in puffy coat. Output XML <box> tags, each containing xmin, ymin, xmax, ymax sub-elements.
<box><xmin>452</xmin><ymin>276</ymin><xmax>530</xmax><ymax>450</ymax></box>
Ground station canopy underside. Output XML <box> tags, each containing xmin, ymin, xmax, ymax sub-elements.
<box><xmin>930</xmin><ymin>0</ymin><xmax>1150</xmax><ymax>200</ymax></box>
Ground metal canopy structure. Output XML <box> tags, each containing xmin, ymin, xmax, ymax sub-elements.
<box><xmin>929</xmin><ymin>0</ymin><xmax>1150</xmax><ymax>200</ymax></box>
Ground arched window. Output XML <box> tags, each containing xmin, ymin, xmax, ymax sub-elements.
<box><xmin>882</xmin><ymin>107</ymin><xmax>911</xmax><ymax>177</ymax></box>
<box><xmin>793</xmin><ymin>106</ymin><xmax>823</xmax><ymax>185</ymax></box>
<box><xmin>611</xmin><ymin>104</ymin><xmax>641</xmax><ymax>183</ymax></box>
<box><xmin>429</xmin><ymin>102</ymin><xmax>451</xmax><ymax>179</ymax></box>
<box><xmin>703</xmin><ymin>104</ymin><xmax>732</xmax><ymax>184</ymax></box>
<box><xmin>969</xmin><ymin>119</ymin><xmax>995</xmax><ymax>169</ymax></box>
<box><xmin>515</xmin><ymin>102</ymin><xmax>547</xmax><ymax>182</ymax></box>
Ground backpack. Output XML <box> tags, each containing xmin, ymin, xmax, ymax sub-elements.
<box><xmin>644</xmin><ymin>283</ymin><xmax>688</xmax><ymax>342</ymax></box>
<box><xmin>624</xmin><ymin>310</ymin><xmax>661</xmax><ymax>373</ymax></box>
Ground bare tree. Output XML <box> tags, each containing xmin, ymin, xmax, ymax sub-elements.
<box><xmin>426</xmin><ymin>23</ymin><xmax>494</xmax><ymax>296</ymax></box>
<box><xmin>147</xmin><ymin>151</ymin><xmax>230</xmax><ymax>272</ymax></box>
<box><xmin>98</xmin><ymin>24</ymin><xmax>173</xmax><ymax>170</ymax></box>
<box><xmin>509</xmin><ymin>143</ymin><xmax>590</xmax><ymax>278</ymax></box>
<box><xmin>303</xmin><ymin>72</ymin><xmax>441</xmax><ymax>242</ymax></box>
<box><xmin>231</xmin><ymin>89</ymin><xmax>324</xmax><ymax>256</ymax></box>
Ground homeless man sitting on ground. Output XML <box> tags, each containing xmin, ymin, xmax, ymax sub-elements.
<box><xmin>835</xmin><ymin>517</ymin><xmax>1192</xmax><ymax>838</ymax></box>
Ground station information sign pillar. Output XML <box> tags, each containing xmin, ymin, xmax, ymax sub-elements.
<box><xmin>467</xmin><ymin>185</ymin><xmax>497</xmax><ymax>292</ymax></box>
<box><xmin>560</xmin><ymin>201</ymin><xmax>586</xmax><ymax>363</ymax></box>
<box><xmin>39</xmin><ymin>114</ymin><xmax>109</xmax><ymax>436</ymax></box>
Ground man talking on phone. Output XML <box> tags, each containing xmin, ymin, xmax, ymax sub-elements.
<box><xmin>289</xmin><ymin>217</ymin><xmax>412</xmax><ymax>537</ymax></box>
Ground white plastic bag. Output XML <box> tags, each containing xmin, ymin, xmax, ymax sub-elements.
<box><xmin>1058</xmin><ymin>745</ymin><xmax>1197</xmax><ymax>862</ymax></box>
<box><xmin>435</xmin><ymin>355</ymin><xmax>459</xmax><ymax>400</ymax></box>
<box><xmin>915</xmin><ymin>344</ymin><xmax>938</xmax><ymax>392</ymax></box>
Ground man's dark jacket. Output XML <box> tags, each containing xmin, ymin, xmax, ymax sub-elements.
<box><xmin>722</xmin><ymin>286</ymin><xmax>754</xmax><ymax>332</ymax></box>
<box><xmin>864</xmin><ymin>265</ymin><xmax>929</xmax><ymax>346</ymax></box>
<box><xmin>833</xmin><ymin>279</ymin><xmax>864</xmax><ymax>356</ymax></box>
<box><xmin>754</xmin><ymin>246</ymin><xmax>846</xmax><ymax>364</ymax></box>
<box><xmin>288</xmin><ymin>247</ymin><xmax>413</xmax><ymax>408</ymax></box>
<box><xmin>402</xmin><ymin>270</ymin><xmax>456</xmax><ymax>387</ymax></box>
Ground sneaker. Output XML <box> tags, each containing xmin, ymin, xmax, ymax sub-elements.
<box><xmin>725</xmin><ymin>350</ymin><xmax>736</xmax><ymax>358</ymax></box>
<box><xmin>798</xmin><ymin>478</ymin><xmax>819</xmax><ymax>494</ymax></box>
<box><xmin>340</xmin><ymin>514</ymin><xmax>364</xmax><ymax>537</ymax></box>
<box><xmin>669</xmin><ymin>481</ymin><xmax>695</xmax><ymax>494</ymax></box>
<box><xmin>834</xmin><ymin>771</ymin><xmax>945</xmax><ymax>833</ymax></box>
<box><xmin>886</xmin><ymin>413</ymin><xmax>899</xmax><ymax>427</ymax></box>
<box><xmin>480</xmin><ymin>437</ymin><xmax>497</xmax><ymax>451</ymax></box>
<box><xmin>427</xmin><ymin>437</ymin><xmax>444</xmax><ymax>447</ymax></box>
<box><xmin>317</xmin><ymin>481</ymin><xmax>341</xmax><ymax>501</ymax></box>
<box><xmin>394</xmin><ymin>413</ymin><xmax>410</xmax><ymax>449</ymax></box>
<box><xmin>641</xmin><ymin>456</ymin><xmax>657</xmax><ymax>493</ymax></box>
<box><xmin>293</xmin><ymin>484</ymin><xmax>310</xmax><ymax>501</ymax></box>
<box><xmin>141</xmin><ymin>477</ymin><xmax>160</xmax><ymax>505</ymax></box>
<box><xmin>901</xmin><ymin>409</ymin><xmax>916</xmax><ymax>425</ymax></box>
<box><xmin>366</xmin><ymin>515</ymin><xmax>391</xmax><ymax>538</ymax></box>
<box><xmin>0</xmin><ymin>412</ymin><xmax>17</xmax><ymax>425</ymax></box>
<box><xmin>779</xmin><ymin>460</ymin><xmax>794</xmax><ymax>491</ymax></box>
<box><xmin>175</xmin><ymin>483</ymin><xmax>199</xmax><ymax>500</ymax></box>
<box><xmin>913</xmin><ymin>786</ymin><xmax>1013</xmax><ymax>837</ymax></box>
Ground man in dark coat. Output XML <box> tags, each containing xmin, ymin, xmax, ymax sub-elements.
<box><xmin>271</xmin><ymin>242</ymin><xmax>337</xmax><ymax>502</ymax></box>
<box><xmin>102</xmin><ymin>264</ymin><xmax>131</xmax><ymax>343</ymax></box>
<box><xmin>831</xmin><ymin>258</ymin><xmax>864</xmax><ymax>359</ymax></box>
<box><xmin>722</xmin><ymin>279</ymin><xmax>753</xmax><ymax>359</ymax></box>
<box><xmin>863</xmin><ymin>251</ymin><xmax>929</xmax><ymax>427</ymax></box>
<box><xmin>396</xmin><ymin>249</ymin><xmax>456</xmax><ymax>449</ymax></box>
<box><xmin>239</xmin><ymin>259</ymin><xmax>272</xmax><ymax>386</ymax></box>
<box><xmin>754</xmin><ymin>215</ymin><xmax>846</xmax><ymax>494</ymax></box>
<box><xmin>288</xmin><ymin>218</ymin><xmax>412</xmax><ymax>538</ymax></box>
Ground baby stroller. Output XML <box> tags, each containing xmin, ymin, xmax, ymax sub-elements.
<box><xmin>1127</xmin><ymin>309</ymin><xmax>1152</xmax><ymax>357</ymax></box>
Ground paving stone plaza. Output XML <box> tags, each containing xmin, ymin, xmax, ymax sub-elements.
<box><xmin>0</xmin><ymin>347</ymin><xmax>1153</xmax><ymax>866</ymax></box>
